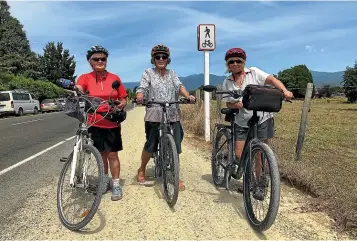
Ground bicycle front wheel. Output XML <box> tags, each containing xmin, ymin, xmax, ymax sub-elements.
<box><xmin>161</xmin><ymin>133</ymin><xmax>180</xmax><ymax>207</ymax></box>
<box><xmin>57</xmin><ymin>144</ymin><xmax>104</xmax><ymax>231</ymax></box>
<box><xmin>242</xmin><ymin>141</ymin><xmax>280</xmax><ymax>232</ymax></box>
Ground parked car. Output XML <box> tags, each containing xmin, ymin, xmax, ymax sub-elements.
<box><xmin>0</xmin><ymin>89</ymin><xmax>40</xmax><ymax>116</ymax></box>
<box><xmin>40</xmin><ymin>99</ymin><xmax>60</xmax><ymax>113</ymax></box>
<box><xmin>56</xmin><ymin>98</ymin><xmax>66</xmax><ymax>111</ymax></box>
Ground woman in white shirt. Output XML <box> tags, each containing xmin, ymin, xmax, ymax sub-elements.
<box><xmin>221</xmin><ymin>48</ymin><xmax>293</xmax><ymax>199</ymax></box>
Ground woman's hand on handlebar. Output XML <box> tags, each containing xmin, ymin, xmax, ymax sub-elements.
<box><xmin>187</xmin><ymin>95</ymin><xmax>196</xmax><ymax>104</ymax></box>
<box><xmin>283</xmin><ymin>89</ymin><xmax>294</xmax><ymax>101</ymax></box>
<box><xmin>117</xmin><ymin>98</ymin><xmax>127</xmax><ymax>110</ymax></box>
<box><xmin>136</xmin><ymin>93</ymin><xmax>144</xmax><ymax>104</ymax></box>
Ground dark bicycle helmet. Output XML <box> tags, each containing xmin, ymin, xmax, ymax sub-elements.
<box><xmin>151</xmin><ymin>44</ymin><xmax>171</xmax><ymax>64</ymax></box>
<box><xmin>151</xmin><ymin>44</ymin><xmax>170</xmax><ymax>57</ymax></box>
<box><xmin>86</xmin><ymin>45</ymin><xmax>109</xmax><ymax>60</ymax></box>
<box><xmin>225</xmin><ymin>48</ymin><xmax>246</xmax><ymax>61</ymax></box>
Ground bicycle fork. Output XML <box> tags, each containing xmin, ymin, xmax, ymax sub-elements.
<box><xmin>69</xmin><ymin>136</ymin><xmax>82</xmax><ymax>187</ymax></box>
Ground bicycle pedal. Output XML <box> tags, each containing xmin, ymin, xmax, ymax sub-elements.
<box><xmin>60</xmin><ymin>157</ymin><xmax>68</xmax><ymax>162</ymax></box>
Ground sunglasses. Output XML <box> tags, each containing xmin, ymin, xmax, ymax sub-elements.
<box><xmin>228</xmin><ymin>59</ymin><xmax>243</xmax><ymax>64</ymax></box>
<box><xmin>154</xmin><ymin>55</ymin><xmax>168</xmax><ymax>60</ymax></box>
<box><xmin>92</xmin><ymin>57</ymin><xmax>107</xmax><ymax>62</ymax></box>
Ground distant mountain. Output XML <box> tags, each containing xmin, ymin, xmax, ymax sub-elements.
<box><xmin>122</xmin><ymin>70</ymin><xmax>344</xmax><ymax>91</ymax></box>
<box><xmin>310</xmin><ymin>70</ymin><xmax>344</xmax><ymax>87</ymax></box>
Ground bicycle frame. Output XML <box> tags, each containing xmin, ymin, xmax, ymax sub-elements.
<box><xmin>69</xmin><ymin>123</ymin><xmax>93</xmax><ymax>187</ymax></box>
<box><xmin>231</xmin><ymin>110</ymin><xmax>261</xmax><ymax>176</ymax></box>
<box><xmin>213</xmin><ymin>109</ymin><xmax>261</xmax><ymax>182</ymax></box>
<box><xmin>153</xmin><ymin>101</ymin><xmax>176</xmax><ymax>172</ymax></box>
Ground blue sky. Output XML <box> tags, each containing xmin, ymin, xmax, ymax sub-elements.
<box><xmin>7</xmin><ymin>1</ymin><xmax>357</xmax><ymax>83</ymax></box>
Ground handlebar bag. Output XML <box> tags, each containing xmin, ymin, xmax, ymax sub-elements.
<box><xmin>242</xmin><ymin>84</ymin><xmax>283</xmax><ymax>113</ymax></box>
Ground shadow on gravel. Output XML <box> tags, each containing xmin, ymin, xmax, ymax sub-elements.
<box><xmin>130</xmin><ymin>166</ymin><xmax>177</xmax><ymax>213</ymax></box>
<box><xmin>74</xmin><ymin>210</ymin><xmax>106</xmax><ymax>234</ymax></box>
<box><xmin>200</xmin><ymin>174</ymin><xmax>268</xmax><ymax>240</ymax></box>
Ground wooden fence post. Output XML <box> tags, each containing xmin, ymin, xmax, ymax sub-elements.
<box><xmin>295</xmin><ymin>82</ymin><xmax>314</xmax><ymax>161</ymax></box>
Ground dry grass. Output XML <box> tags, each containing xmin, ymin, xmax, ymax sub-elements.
<box><xmin>180</xmin><ymin>97</ymin><xmax>357</xmax><ymax>236</ymax></box>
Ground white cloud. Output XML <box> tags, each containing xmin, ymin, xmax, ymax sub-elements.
<box><xmin>305</xmin><ymin>45</ymin><xmax>316</xmax><ymax>52</ymax></box>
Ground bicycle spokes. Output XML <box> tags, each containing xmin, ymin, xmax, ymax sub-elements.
<box><xmin>246</xmin><ymin>150</ymin><xmax>271</xmax><ymax>221</ymax></box>
<box><xmin>59</xmin><ymin>151</ymin><xmax>100</xmax><ymax>224</ymax></box>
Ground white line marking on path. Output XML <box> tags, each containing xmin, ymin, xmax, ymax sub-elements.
<box><xmin>0</xmin><ymin>140</ymin><xmax>65</xmax><ymax>176</ymax></box>
<box><xmin>0</xmin><ymin>107</ymin><xmax>136</xmax><ymax>176</ymax></box>
<box><xmin>65</xmin><ymin>136</ymin><xmax>76</xmax><ymax>141</ymax></box>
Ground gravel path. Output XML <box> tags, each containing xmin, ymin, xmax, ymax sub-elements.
<box><xmin>0</xmin><ymin>107</ymin><xmax>350</xmax><ymax>239</ymax></box>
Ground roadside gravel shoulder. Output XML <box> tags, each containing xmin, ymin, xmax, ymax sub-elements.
<box><xmin>0</xmin><ymin>107</ymin><xmax>350</xmax><ymax>240</ymax></box>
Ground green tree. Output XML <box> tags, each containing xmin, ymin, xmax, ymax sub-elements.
<box><xmin>0</xmin><ymin>1</ymin><xmax>40</xmax><ymax>78</ymax></box>
<box><xmin>320</xmin><ymin>85</ymin><xmax>332</xmax><ymax>98</ymax></box>
<box><xmin>41</xmin><ymin>41</ymin><xmax>76</xmax><ymax>83</ymax></box>
<box><xmin>330</xmin><ymin>86</ymin><xmax>344</xmax><ymax>94</ymax></box>
<box><xmin>277</xmin><ymin>64</ymin><xmax>313</xmax><ymax>98</ymax></box>
<box><xmin>342</xmin><ymin>61</ymin><xmax>357</xmax><ymax>103</ymax></box>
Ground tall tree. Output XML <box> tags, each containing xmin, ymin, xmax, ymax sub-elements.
<box><xmin>41</xmin><ymin>41</ymin><xmax>76</xmax><ymax>83</ymax></box>
<box><xmin>342</xmin><ymin>61</ymin><xmax>357</xmax><ymax>103</ymax></box>
<box><xmin>277</xmin><ymin>64</ymin><xmax>314</xmax><ymax>98</ymax></box>
<box><xmin>0</xmin><ymin>1</ymin><xmax>40</xmax><ymax>78</ymax></box>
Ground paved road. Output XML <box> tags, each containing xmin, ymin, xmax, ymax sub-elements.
<box><xmin>0</xmin><ymin>104</ymin><xmax>133</xmax><ymax>227</ymax></box>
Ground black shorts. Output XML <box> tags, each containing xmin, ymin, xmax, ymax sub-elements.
<box><xmin>88</xmin><ymin>126</ymin><xmax>123</xmax><ymax>153</ymax></box>
<box><xmin>144</xmin><ymin>121</ymin><xmax>184</xmax><ymax>154</ymax></box>
<box><xmin>234</xmin><ymin>118</ymin><xmax>275</xmax><ymax>141</ymax></box>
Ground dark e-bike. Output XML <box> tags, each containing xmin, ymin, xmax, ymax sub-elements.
<box><xmin>203</xmin><ymin>84</ymin><xmax>291</xmax><ymax>232</ymax></box>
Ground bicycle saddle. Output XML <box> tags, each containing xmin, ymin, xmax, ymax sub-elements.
<box><xmin>221</xmin><ymin>108</ymin><xmax>239</xmax><ymax>115</ymax></box>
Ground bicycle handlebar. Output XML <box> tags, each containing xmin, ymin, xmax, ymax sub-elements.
<box><xmin>202</xmin><ymin>84</ymin><xmax>292</xmax><ymax>103</ymax></box>
<box><xmin>132</xmin><ymin>98</ymin><xmax>196</xmax><ymax>107</ymax></box>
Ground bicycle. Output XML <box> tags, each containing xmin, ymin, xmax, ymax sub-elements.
<box><xmin>133</xmin><ymin>97</ymin><xmax>195</xmax><ymax>207</ymax></box>
<box><xmin>202</xmin><ymin>40</ymin><xmax>213</xmax><ymax>48</ymax></box>
<box><xmin>202</xmin><ymin>84</ymin><xmax>291</xmax><ymax>232</ymax></box>
<box><xmin>57</xmin><ymin>80</ymin><xmax>126</xmax><ymax>231</ymax></box>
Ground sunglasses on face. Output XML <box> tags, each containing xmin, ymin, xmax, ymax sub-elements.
<box><xmin>228</xmin><ymin>59</ymin><xmax>243</xmax><ymax>65</ymax></box>
<box><xmin>91</xmin><ymin>57</ymin><xmax>107</xmax><ymax>62</ymax></box>
<box><xmin>154</xmin><ymin>55</ymin><xmax>168</xmax><ymax>60</ymax></box>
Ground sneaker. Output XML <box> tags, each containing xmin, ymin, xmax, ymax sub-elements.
<box><xmin>111</xmin><ymin>183</ymin><xmax>123</xmax><ymax>201</ymax></box>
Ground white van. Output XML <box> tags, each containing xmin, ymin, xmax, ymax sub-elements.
<box><xmin>0</xmin><ymin>89</ymin><xmax>40</xmax><ymax>116</ymax></box>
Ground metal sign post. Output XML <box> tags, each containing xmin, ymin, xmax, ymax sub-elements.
<box><xmin>197</xmin><ymin>24</ymin><xmax>216</xmax><ymax>142</ymax></box>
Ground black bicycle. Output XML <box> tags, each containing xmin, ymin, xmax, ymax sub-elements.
<box><xmin>203</xmin><ymin>84</ymin><xmax>291</xmax><ymax>232</ymax></box>
<box><xmin>133</xmin><ymin>97</ymin><xmax>195</xmax><ymax>207</ymax></box>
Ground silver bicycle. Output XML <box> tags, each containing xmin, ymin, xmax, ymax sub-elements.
<box><xmin>57</xmin><ymin>81</ymin><xmax>125</xmax><ymax>231</ymax></box>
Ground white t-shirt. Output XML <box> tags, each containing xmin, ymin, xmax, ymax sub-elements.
<box><xmin>221</xmin><ymin>67</ymin><xmax>274</xmax><ymax>128</ymax></box>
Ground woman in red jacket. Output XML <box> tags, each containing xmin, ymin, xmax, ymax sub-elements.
<box><xmin>75</xmin><ymin>45</ymin><xmax>128</xmax><ymax>201</ymax></box>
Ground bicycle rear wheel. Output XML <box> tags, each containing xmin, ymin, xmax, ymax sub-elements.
<box><xmin>57</xmin><ymin>144</ymin><xmax>104</xmax><ymax>231</ymax></box>
<box><xmin>161</xmin><ymin>133</ymin><xmax>179</xmax><ymax>207</ymax></box>
<box><xmin>242</xmin><ymin>141</ymin><xmax>280</xmax><ymax>232</ymax></box>
<box><xmin>211</xmin><ymin>128</ymin><xmax>232</xmax><ymax>187</ymax></box>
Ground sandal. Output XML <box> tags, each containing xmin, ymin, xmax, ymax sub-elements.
<box><xmin>179</xmin><ymin>180</ymin><xmax>185</xmax><ymax>191</ymax></box>
<box><xmin>137</xmin><ymin>168</ymin><xmax>145</xmax><ymax>184</ymax></box>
